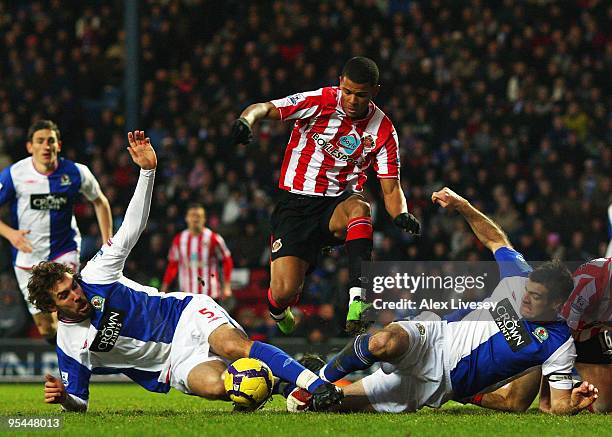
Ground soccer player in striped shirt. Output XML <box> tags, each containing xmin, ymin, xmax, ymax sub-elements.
<box><xmin>161</xmin><ymin>204</ymin><xmax>233</xmax><ymax>300</ymax></box>
<box><xmin>231</xmin><ymin>57</ymin><xmax>420</xmax><ymax>335</ymax></box>
<box><xmin>0</xmin><ymin>120</ymin><xmax>112</xmax><ymax>342</ymax></box>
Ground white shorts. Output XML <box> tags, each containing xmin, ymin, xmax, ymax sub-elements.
<box><xmin>361</xmin><ymin>316</ymin><xmax>452</xmax><ymax>413</ymax></box>
<box><xmin>15</xmin><ymin>251</ymin><xmax>80</xmax><ymax>315</ymax></box>
<box><xmin>168</xmin><ymin>295</ymin><xmax>244</xmax><ymax>394</ymax></box>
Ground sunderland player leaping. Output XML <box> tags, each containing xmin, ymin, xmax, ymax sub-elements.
<box><xmin>231</xmin><ymin>57</ymin><xmax>420</xmax><ymax>335</ymax></box>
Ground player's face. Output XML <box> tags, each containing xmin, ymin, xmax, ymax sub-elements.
<box><xmin>339</xmin><ymin>76</ymin><xmax>379</xmax><ymax>119</ymax></box>
<box><xmin>27</xmin><ymin>129</ymin><xmax>61</xmax><ymax>169</ymax></box>
<box><xmin>520</xmin><ymin>279</ymin><xmax>557</xmax><ymax>321</ymax></box>
<box><xmin>51</xmin><ymin>273</ymin><xmax>92</xmax><ymax>320</ymax></box>
<box><xmin>186</xmin><ymin>207</ymin><xmax>206</xmax><ymax>233</ymax></box>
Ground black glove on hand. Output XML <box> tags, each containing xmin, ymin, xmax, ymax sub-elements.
<box><xmin>231</xmin><ymin>117</ymin><xmax>253</xmax><ymax>145</ymax></box>
<box><xmin>393</xmin><ymin>212</ymin><xmax>421</xmax><ymax>235</ymax></box>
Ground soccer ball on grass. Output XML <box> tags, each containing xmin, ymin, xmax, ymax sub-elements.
<box><xmin>224</xmin><ymin>358</ymin><xmax>274</xmax><ymax>410</ymax></box>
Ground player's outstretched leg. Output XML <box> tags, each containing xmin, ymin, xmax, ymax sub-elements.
<box><xmin>209</xmin><ymin>324</ymin><xmax>343</xmax><ymax>410</ymax></box>
<box><xmin>320</xmin><ymin>324</ymin><xmax>409</xmax><ymax>382</ymax></box>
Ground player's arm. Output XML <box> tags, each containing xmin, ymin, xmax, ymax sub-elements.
<box><xmin>161</xmin><ymin>260</ymin><xmax>178</xmax><ymax>293</ymax></box>
<box><xmin>380</xmin><ymin>178</ymin><xmax>420</xmax><ymax>234</ymax></box>
<box><xmin>91</xmin><ymin>192</ymin><xmax>112</xmax><ymax>243</ymax></box>
<box><xmin>231</xmin><ymin>89</ymin><xmax>323</xmax><ymax>145</ymax></box>
<box><xmin>44</xmin><ymin>374</ymin><xmax>88</xmax><ymax>412</ymax></box>
<box><xmin>231</xmin><ymin>103</ymin><xmax>280</xmax><ymax>145</ymax></box>
<box><xmin>432</xmin><ymin>187</ymin><xmax>511</xmax><ymax>253</ymax></box>
<box><xmin>469</xmin><ymin>368</ymin><xmax>542</xmax><ymax>412</ymax></box>
<box><xmin>542</xmin><ymin>337</ymin><xmax>597</xmax><ymax>414</ymax></box>
<box><xmin>80</xmin><ymin>131</ymin><xmax>156</xmax><ymax>283</ymax></box>
<box><xmin>0</xmin><ymin>168</ymin><xmax>32</xmax><ymax>253</ymax></box>
<box><xmin>547</xmin><ymin>381</ymin><xmax>598</xmax><ymax>415</ymax></box>
<box><xmin>215</xmin><ymin>234</ymin><xmax>234</xmax><ymax>298</ymax></box>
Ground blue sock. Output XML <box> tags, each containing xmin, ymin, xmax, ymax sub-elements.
<box><xmin>321</xmin><ymin>334</ymin><xmax>376</xmax><ymax>382</ymax></box>
<box><xmin>249</xmin><ymin>341</ymin><xmax>324</xmax><ymax>393</ymax></box>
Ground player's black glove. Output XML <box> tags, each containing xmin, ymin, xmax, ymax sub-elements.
<box><xmin>393</xmin><ymin>212</ymin><xmax>421</xmax><ymax>235</ymax></box>
<box><xmin>231</xmin><ymin>117</ymin><xmax>253</xmax><ymax>145</ymax></box>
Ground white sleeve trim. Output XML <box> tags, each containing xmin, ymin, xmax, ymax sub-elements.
<box><xmin>61</xmin><ymin>393</ymin><xmax>88</xmax><ymax>412</ymax></box>
<box><xmin>542</xmin><ymin>337</ymin><xmax>576</xmax><ymax>390</ymax></box>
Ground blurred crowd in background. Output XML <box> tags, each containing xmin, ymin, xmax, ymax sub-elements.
<box><xmin>0</xmin><ymin>0</ymin><xmax>610</xmax><ymax>341</ymax></box>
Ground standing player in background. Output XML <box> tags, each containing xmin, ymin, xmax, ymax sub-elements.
<box><xmin>231</xmin><ymin>57</ymin><xmax>420</xmax><ymax>335</ymax></box>
<box><xmin>0</xmin><ymin>120</ymin><xmax>112</xmax><ymax>342</ymax></box>
<box><xmin>161</xmin><ymin>204</ymin><xmax>233</xmax><ymax>300</ymax></box>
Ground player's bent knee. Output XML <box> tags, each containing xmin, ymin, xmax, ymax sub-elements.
<box><xmin>187</xmin><ymin>363</ymin><xmax>227</xmax><ymax>400</ymax></box>
<box><xmin>368</xmin><ymin>329</ymin><xmax>406</xmax><ymax>361</ymax></box>
<box><xmin>209</xmin><ymin>325</ymin><xmax>252</xmax><ymax>361</ymax></box>
<box><xmin>348</xmin><ymin>198</ymin><xmax>371</xmax><ymax>218</ymax></box>
<box><xmin>269</xmin><ymin>278</ymin><xmax>302</xmax><ymax>305</ymax></box>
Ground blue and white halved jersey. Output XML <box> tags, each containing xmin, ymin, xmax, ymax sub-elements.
<box><xmin>443</xmin><ymin>247</ymin><xmax>575</xmax><ymax>400</ymax></box>
<box><xmin>0</xmin><ymin>157</ymin><xmax>101</xmax><ymax>267</ymax></box>
<box><xmin>54</xmin><ymin>170</ymin><xmax>200</xmax><ymax>401</ymax></box>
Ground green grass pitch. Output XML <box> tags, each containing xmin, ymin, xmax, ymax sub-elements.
<box><xmin>1</xmin><ymin>384</ymin><xmax>609</xmax><ymax>436</ymax></box>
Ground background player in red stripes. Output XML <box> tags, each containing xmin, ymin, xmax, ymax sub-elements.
<box><xmin>231</xmin><ymin>57</ymin><xmax>420</xmax><ymax>335</ymax></box>
<box><xmin>161</xmin><ymin>204</ymin><xmax>233</xmax><ymax>300</ymax></box>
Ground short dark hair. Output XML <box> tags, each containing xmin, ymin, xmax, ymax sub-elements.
<box><xmin>341</xmin><ymin>57</ymin><xmax>379</xmax><ymax>86</ymax></box>
<box><xmin>27</xmin><ymin>120</ymin><xmax>61</xmax><ymax>142</ymax></box>
<box><xmin>186</xmin><ymin>203</ymin><xmax>206</xmax><ymax>213</ymax></box>
<box><xmin>528</xmin><ymin>260</ymin><xmax>573</xmax><ymax>302</ymax></box>
<box><xmin>28</xmin><ymin>262</ymin><xmax>75</xmax><ymax>312</ymax></box>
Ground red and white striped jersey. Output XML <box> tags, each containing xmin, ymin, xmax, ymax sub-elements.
<box><xmin>163</xmin><ymin>228</ymin><xmax>233</xmax><ymax>299</ymax></box>
<box><xmin>560</xmin><ymin>257</ymin><xmax>612</xmax><ymax>341</ymax></box>
<box><xmin>270</xmin><ymin>86</ymin><xmax>400</xmax><ymax>196</ymax></box>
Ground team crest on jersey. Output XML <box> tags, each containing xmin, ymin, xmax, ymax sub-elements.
<box><xmin>361</xmin><ymin>134</ymin><xmax>376</xmax><ymax>152</ymax></box>
<box><xmin>338</xmin><ymin>134</ymin><xmax>361</xmax><ymax>155</ymax></box>
<box><xmin>91</xmin><ymin>295</ymin><xmax>105</xmax><ymax>311</ymax></box>
<box><xmin>272</xmin><ymin>238</ymin><xmax>282</xmax><ymax>253</ymax></box>
<box><xmin>60</xmin><ymin>174</ymin><xmax>71</xmax><ymax>186</ymax></box>
<box><xmin>415</xmin><ymin>323</ymin><xmax>426</xmax><ymax>337</ymax></box>
<box><xmin>533</xmin><ymin>326</ymin><xmax>549</xmax><ymax>343</ymax></box>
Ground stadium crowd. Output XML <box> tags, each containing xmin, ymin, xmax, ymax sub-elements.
<box><xmin>0</xmin><ymin>0</ymin><xmax>610</xmax><ymax>340</ymax></box>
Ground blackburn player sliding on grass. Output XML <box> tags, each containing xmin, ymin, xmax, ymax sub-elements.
<box><xmin>288</xmin><ymin>187</ymin><xmax>598</xmax><ymax>415</ymax></box>
<box><xmin>231</xmin><ymin>56</ymin><xmax>420</xmax><ymax>335</ymax></box>
<box><xmin>467</xmin><ymin>256</ymin><xmax>612</xmax><ymax>413</ymax></box>
<box><xmin>32</xmin><ymin>131</ymin><xmax>341</xmax><ymax>412</ymax></box>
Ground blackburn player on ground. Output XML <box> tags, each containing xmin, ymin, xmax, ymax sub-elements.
<box><xmin>0</xmin><ymin>120</ymin><xmax>112</xmax><ymax>342</ymax></box>
<box><xmin>288</xmin><ymin>187</ymin><xmax>598</xmax><ymax>415</ymax></box>
<box><xmin>473</xmin><ymin>257</ymin><xmax>612</xmax><ymax>413</ymax></box>
<box><xmin>161</xmin><ymin>204</ymin><xmax>233</xmax><ymax>300</ymax></box>
<box><xmin>230</xmin><ymin>57</ymin><xmax>420</xmax><ymax>335</ymax></box>
<box><xmin>31</xmin><ymin>131</ymin><xmax>341</xmax><ymax>412</ymax></box>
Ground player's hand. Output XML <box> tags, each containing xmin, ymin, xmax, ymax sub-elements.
<box><xmin>431</xmin><ymin>187</ymin><xmax>468</xmax><ymax>211</ymax></box>
<box><xmin>222</xmin><ymin>283</ymin><xmax>232</xmax><ymax>300</ymax></box>
<box><xmin>127</xmin><ymin>131</ymin><xmax>157</xmax><ymax>170</ymax></box>
<box><xmin>570</xmin><ymin>381</ymin><xmax>598</xmax><ymax>411</ymax></box>
<box><xmin>393</xmin><ymin>212</ymin><xmax>421</xmax><ymax>235</ymax></box>
<box><xmin>44</xmin><ymin>374</ymin><xmax>67</xmax><ymax>404</ymax></box>
<box><xmin>230</xmin><ymin>118</ymin><xmax>253</xmax><ymax>145</ymax></box>
<box><xmin>8</xmin><ymin>228</ymin><xmax>32</xmax><ymax>253</ymax></box>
